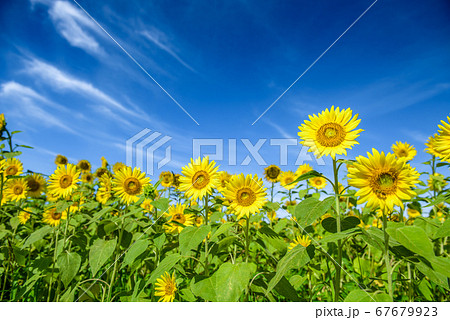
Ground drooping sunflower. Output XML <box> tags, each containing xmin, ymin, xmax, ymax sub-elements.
<box><xmin>96</xmin><ymin>175</ymin><xmax>113</xmax><ymax>204</ymax></box>
<box><xmin>112</xmin><ymin>162</ymin><xmax>126</xmax><ymax>174</ymax></box>
<box><xmin>279</xmin><ymin>171</ymin><xmax>297</xmax><ymax>190</ymax></box>
<box><xmin>348</xmin><ymin>149</ymin><xmax>420</xmax><ymax>212</ymax></box>
<box><xmin>288</xmin><ymin>235</ymin><xmax>311</xmax><ymax>251</ymax></box>
<box><xmin>194</xmin><ymin>216</ymin><xmax>204</xmax><ymax>227</ymax></box>
<box><xmin>391</xmin><ymin>141</ymin><xmax>416</xmax><ymax>162</ymax></box>
<box><xmin>94</xmin><ymin>167</ymin><xmax>109</xmax><ymax>178</ymax></box>
<box><xmin>159</xmin><ymin>171</ymin><xmax>174</xmax><ymax>188</ymax></box>
<box><xmin>172</xmin><ymin>173</ymin><xmax>182</xmax><ymax>189</ymax></box>
<box><xmin>163</xmin><ymin>204</ymin><xmax>194</xmax><ymax>233</ymax></box>
<box><xmin>295</xmin><ymin>163</ymin><xmax>313</xmax><ymax>177</ymax></box>
<box><xmin>264</xmin><ymin>165</ymin><xmax>281</xmax><ymax>183</ymax></box>
<box><xmin>407</xmin><ymin>208</ymin><xmax>421</xmax><ymax>219</ymax></box>
<box><xmin>141</xmin><ymin>198</ymin><xmax>154</xmax><ymax>213</ymax></box>
<box><xmin>112</xmin><ymin>166</ymin><xmax>150</xmax><ymax>205</ymax></box>
<box><xmin>47</xmin><ymin>164</ymin><xmax>81</xmax><ymax>199</ymax></box>
<box><xmin>428</xmin><ymin>173</ymin><xmax>447</xmax><ymax>191</ymax></box>
<box><xmin>179</xmin><ymin>157</ymin><xmax>220</xmax><ymax>201</ymax></box>
<box><xmin>3</xmin><ymin>158</ymin><xmax>23</xmax><ymax>177</ymax></box>
<box><xmin>0</xmin><ymin>113</ymin><xmax>5</xmax><ymax>130</ymax></box>
<box><xmin>217</xmin><ymin>171</ymin><xmax>232</xmax><ymax>193</ymax></box>
<box><xmin>25</xmin><ymin>173</ymin><xmax>46</xmax><ymax>198</ymax></box>
<box><xmin>54</xmin><ymin>154</ymin><xmax>68</xmax><ymax>166</ymax></box>
<box><xmin>43</xmin><ymin>207</ymin><xmax>67</xmax><ymax>227</ymax></box>
<box><xmin>424</xmin><ymin>134</ymin><xmax>445</xmax><ymax>159</ymax></box>
<box><xmin>223</xmin><ymin>173</ymin><xmax>267</xmax><ymax>220</ymax></box>
<box><xmin>101</xmin><ymin>156</ymin><xmax>108</xmax><ymax>168</ymax></box>
<box><xmin>309</xmin><ymin>176</ymin><xmax>327</xmax><ymax>190</ymax></box>
<box><xmin>82</xmin><ymin>173</ymin><xmax>95</xmax><ymax>184</ymax></box>
<box><xmin>434</xmin><ymin>115</ymin><xmax>450</xmax><ymax>161</ymax></box>
<box><xmin>76</xmin><ymin>160</ymin><xmax>91</xmax><ymax>173</ymax></box>
<box><xmin>18</xmin><ymin>208</ymin><xmax>31</xmax><ymax>224</ymax></box>
<box><xmin>4</xmin><ymin>179</ymin><xmax>28</xmax><ymax>202</ymax></box>
<box><xmin>154</xmin><ymin>272</ymin><xmax>177</xmax><ymax>302</ymax></box>
<box><xmin>298</xmin><ymin>106</ymin><xmax>363</xmax><ymax>159</ymax></box>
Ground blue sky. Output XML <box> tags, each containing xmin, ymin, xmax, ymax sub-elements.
<box><xmin>1</xmin><ymin>0</ymin><xmax>449</xmax><ymax>185</ymax></box>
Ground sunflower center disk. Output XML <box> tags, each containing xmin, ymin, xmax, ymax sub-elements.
<box><xmin>192</xmin><ymin>171</ymin><xmax>210</xmax><ymax>189</ymax></box>
<box><xmin>316</xmin><ymin>123</ymin><xmax>346</xmax><ymax>147</ymax></box>
<box><xmin>27</xmin><ymin>180</ymin><xmax>40</xmax><ymax>192</ymax></box>
<box><xmin>124</xmin><ymin>177</ymin><xmax>141</xmax><ymax>195</ymax></box>
<box><xmin>267</xmin><ymin>167</ymin><xmax>280</xmax><ymax>179</ymax></box>
<box><xmin>6</xmin><ymin>166</ymin><xmax>18</xmax><ymax>176</ymax></box>
<box><xmin>172</xmin><ymin>213</ymin><xmax>186</xmax><ymax>224</ymax></box>
<box><xmin>59</xmin><ymin>175</ymin><xmax>73</xmax><ymax>188</ymax></box>
<box><xmin>51</xmin><ymin>211</ymin><xmax>62</xmax><ymax>220</ymax></box>
<box><xmin>236</xmin><ymin>188</ymin><xmax>256</xmax><ymax>207</ymax></box>
<box><xmin>13</xmin><ymin>185</ymin><xmax>24</xmax><ymax>195</ymax></box>
<box><xmin>165</xmin><ymin>283</ymin><xmax>175</xmax><ymax>295</ymax></box>
<box><xmin>372</xmin><ymin>172</ymin><xmax>398</xmax><ymax>199</ymax></box>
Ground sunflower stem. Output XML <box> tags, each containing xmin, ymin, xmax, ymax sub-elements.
<box><xmin>204</xmin><ymin>195</ymin><xmax>210</xmax><ymax>276</ymax></box>
<box><xmin>56</xmin><ymin>210</ymin><xmax>72</xmax><ymax>301</ymax></box>
<box><xmin>244</xmin><ymin>216</ymin><xmax>250</xmax><ymax>263</ymax></box>
<box><xmin>382</xmin><ymin>209</ymin><xmax>394</xmax><ymax>300</ymax></box>
<box><xmin>108</xmin><ymin>213</ymin><xmax>126</xmax><ymax>301</ymax></box>
<box><xmin>332</xmin><ymin>158</ymin><xmax>342</xmax><ymax>302</ymax></box>
<box><xmin>271</xmin><ymin>182</ymin><xmax>274</xmax><ymax>202</ymax></box>
<box><xmin>47</xmin><ymin>227</ymin><xmax>59</xmax><ymax>302</ymax></box>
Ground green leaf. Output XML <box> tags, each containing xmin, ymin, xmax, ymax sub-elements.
<box><xmin>2</xmin><ymin>151</ymin><xmax>22</xmax><ymax>158</ymax></box>
<box><xmin>23</xmin><ymin>225</ymin><xmax>53</xmax><ymax>248</ymax></box>
<box><xmin>122</xmin><ymin>239</ymin><xmax>149</xmax><ymax>267</ymax></box>
<box><xmin>266</xmin><ymin>245</ymin><xmax>312</xmax><ymax>293</ymax></box>
<box><xmin>321</xmin><ymin>216</ymin><xmax>360</xmax><ymax>233</ymax></box>
<box><xmin>434</xmin><ymin>219</ymin><xmax>450</xmax><ymax>239</ymax></box>
<box><xmin>294</xmin><ymin>196</ymin><xmax>334</xmax><ymax>227</ymax></box>
<box><xmin>210</xmin><ymin>222</ymin><xmax>233</xmax><ymax>242</ymax></box>
<box><xmin>319</xmin><ymin>229</ymin><xmax>360</xmax><ymax>244</ymax></box>
<box><xmin>151</xmin><ymin>198</ymin><xmax>170</xmax><ymax>214</ymax></box>
<box><xmin>415</xmin><ymin>261</ymin><xmax>449</xmax><ymax>290</ymax></box>
<box><xmin>386</xmin><ymin>226</ymin><xmax>434</xmax><ymax>259</ymax></box>
<box><xmin>57</xmin><ymin>252</ymin><xmax>81</xmax><ymax>287</ymax></box>
<box><xmin>292</xmin><ymin>170</ymin><xmax>323</xmax><ymax>184</ymax></box>
<box><xmin>153</xmin><ymin>233</ymin><xmax>166</xmax><ymax>251</ymax></box>
<box><xmin>344</xmin><ymin>289</ymin><xmax>391</xmax><ymax>302</ymax></box>
<box><xmin>191</xmin><ymin>262</ymin><xmax>256</xmax><ymax>301</ymax></box>
<box><xmin>264</xmin><ymin>273</ymin><xmax>300</xmax><ymax>301</ymax></box>
<box><xmin>10</xmin><ymin>216</ymin><xmax>20</xmax><ymax>230</ymax></box>
<box><xmin>428</xmin><ymin>256</ymin><xmax>450</xmax><ymax>279</ymax></box>
<box><xmin>148</xmin><ymin>253</ymin><xmax>181</xmax><ymax>285</ymax></box>
<box><xmin>89</xmin><ymin>238</ymin><xmax>117</xmax><ymax>277</ymax></box>
<box><xmin>179</xmin><ymin>225</ymin><xmax>211</xmax><ymax>256</ymax></box>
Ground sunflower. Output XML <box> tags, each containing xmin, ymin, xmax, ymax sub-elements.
<box><xmin>391</xmin><ymin>141</ymin><xmax>416</xmax><ymax>162</ymax></box>
<box><xmin>424</xmin><ymin>134</ymin><xmax>446</xmax><ymax>159</ymax></box>
<box><xmin>43</xmin><ymin>207</ymin><xmax>67</xmax><ymax>227</ymax></box>
<box><xmin>112</xmin><ymin>162</ymin><xmax>126</xmax><ymax>174</ymax></box>
<box><xmin>95</xmin><ymin>167</ymin><xmax>109</xmax><ymax>178</ymax></box>
<box><xmin>428</xmin><ymin>173</ymin><xmax>447</xmax><ymax>191</ymax></box>
<box><xmin>298</xmin><ymin>106</ymin><xmax>363</xmax><ymax>159</ymax></box>
<box><xmin>194</xmin><ymin>216</ymin><xmax>204</xmax><ymax>227</ymax></box>
<box><xmin>4</xmin><ymin>179</ymin><xmax>28</xmax><ymax>202</ymax></box>
<box><xmin>141</xmin><ymin>199</ymin><xmax>154</xmax><ymax>213</ymax></box>
<box><xmin>54</xmin><ymin>154</ymin><xmax>68</xmax><ymax>166</ymax></box>
<box><xmin>407</xmin><ymin>208</ymin><xmax>420</xmax><ymax>219</ymax></box>
<box><xmin>25</xmin><ymin>173</ymin><xmax>46</xmax><ymax>198</ymax></box>
<box><xmin>0</xmin><ymin>113</ymin><xmax>5</xmax><ymax>130</ymax></box>
<box><xmin>348</xmin><ymin>149</ymin><xmax>420</xmax><ymax>212</ymax></box>
<box><xmin>81</xmin><ymin>173</ymin><xmax>95</xmax><ymax>184</ymax></box>
<box><xmin>163</xmin><ymin>204</ymin><xmax>194</xmax><ymax>233</ymax></box>
<box><xmin>48</xmin><ymin>164</ymin><xmax>80</xmax><ymax>199</ymax></box>
<box><xmin>18</xmin><ymin>209</ymin><xmax>31</xmax><ymax>224</ymax></box>
<box><xmin>172</xmin><ymin>173</ymin><xmax>182</xmax><ymax>189</ymax></box>
<box><xmin>288</xmin><ymin>235</ymin><xmax>311</xmax><ymax>251</ymax></box>
<box><xmin>0</xmin><ymin>159</ymin><xmax>6</xmax><ymax>175</ymax></box>
<box><xmin>76</xmin><ymin>160</ymin><xmax>91</xmax><ymax>173</ymax></box>
<box><xmin>179</xmin><ymin>157</ymin><xmax>219</xmax><ymax>201</ymax></box>
<box><xmin>101</xmin><ymin>156</ymin><xmax>108</xmax><ymax>168</ymax></box>
<box><xmin>159</xmin><ymin>171</ymin><xmax>174</xmax><ymax>188</ymax></box>
<box><xmin>112</xmin><ymin>167</ymin><xmax>150</xmax><ymax>205</ymax></box>
<box><xmin>279</xmin><ymin>171</ymin><xmax>297</xmax><ymax>190</ymax></box>
<box><xmin>154</xmin><ymin>272</ymin><xmax>177</xmax><ymax>302</ymax></box>
<box><xmin>223</xmin><ymin>173</ymin><xmax>267</xmax><ymax>220</ymax></box>
<box><xmin>285</xmin><ymin>200</ymin><xmax>297</xmax><ymax>206</ymax></box>
<box><xmin>309</xmin><ymin>176</ymin><xmax>327</xmax><ymax>190</ymax></box>
<box><xmin>434</xmin><ymin>115</ymin><xmax>450</xmax><ymax>161</ymax></box>
<box><xmin>3</xmin><ymin>158</ymin><xmax>23</xmax><ymax>177</ymax></box>
<box><xmin>46</xmin><ymin>192</ymin><xmax>59</xmax><ymax>203</ymax></box>
<box><xmin>295</xmin><ymin>163</ymin><xmax>313</xmax><ymax>177</ymax></box>
<box><xmin>264</xmin><ymin>165</ymin><xmax>281</xmax><ymax>183</ymax></box>
<box><xmin>267</xmin><ymin>211</ymin><xmax>277</xmax><ymax>222</ymax></box>
<box><xmin>217</xmin><ymin>171</ymin><xmax>232</xmax><ymax>193</ymax></box>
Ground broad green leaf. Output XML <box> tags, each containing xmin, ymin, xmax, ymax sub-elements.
<box><xmin>415</xmin><ymin>261</ymin><xmax>449</xmax><ymax>290</ymax></box>
<box><xmin>151</xmin><ymin>198</ymin><xmax>170</xmax><ymax>214</ymax></box>
<box><xmin>294</xmin><ymin>196</ymin><xmax>334</xmax><ymax>227</ymax></box>
<box><xmin>292</xmin><ymin>170</ymin><xmax>323</xmax><ymax>184</ymax></box>
<box><xmin>122</xmin><ymin>239</ymin><xmax>149</xmax><ymax>267</ymax></box>
<box><xmin>89</xmin><ymin>238</ymin><xmax>117</xmax><ymax>277</ymax></box>
<box><xmin>434</xmin><ymin>219</ymin><xmax>450</xmax><ymax>239</ymax></box>
<box><xmin>322</xmin><ymin>216</ymin><xmax>360</xmax><ymax>233</ymax></box>
<box><xmin>23</xmin><ymin>225</ymin><xmax>53</xmax><ymax>248</ymax></box>
<box><xmin>319</xmin><ymin>229</ymin><xmax>360</xmax><ymax>244</ymax></box>
<box><xmin>428</xmin><ymin>256</ymin><xmax>450</xmax><ymax>279</ymax></box>
<box><xmin>265</xmin><ymin>273</ymin><xmax>300</xmax><ymax>301</ymax></box>
<box><xmin>153</xmin><ymin>233</ymin><xmax>166</xmax><ymax>251</ymax></box>
<box><xmin>386</xmin><ymin>226</ymin><xmax>434</xmax><ymax>259</ymax></box>
<box><xmin>191</xmin><ymin>262</ymin><xmax>256</xmax><ymax>301</ymax></box>
<box><xmin>179</xmin><ymin>225</ymin><xmax>211</xmax><ymax>256</ymax></box>
<box><xmin>10</xmin><ymin>216</ymin><xmax>20</xmax><ymax>230</ymax></box>
<box><xmin>57</xmin><ymin>252</ymin><xmax>81</xmax><ymax>287</ymax></box>
<box><xmin>267</xmin><ymin>245</ymin><xmax>312</xmax><ymax>293</ymax></box>
<box><xmin>344</xmin><ymin>289</ymin><xmax>391</xmax><ymax>302</ymax></box>
<box><xmin>148</xmin><ymin>253</ymin><xmax>181</xmax><ymax>285</ymax></box>
<box><xmin>210</xmin><ymin>222</ymin><xmax>233</xmax><ymax>242</ymax></box>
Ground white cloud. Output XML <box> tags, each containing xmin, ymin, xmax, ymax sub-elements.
<box><xmin>31</xmin><ymin>0</ymin><xmax>104</xmax><ymax>55</ymax></box>
<box><xmin>141</xmin><ymin>28</ymin><xmax>196</xmax><ymax>72</ymax></box>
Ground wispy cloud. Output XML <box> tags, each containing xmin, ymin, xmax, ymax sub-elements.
<box><xmin>141</xmin><ymin>28</ymin><xmax>196</xmax><ymax>73</ymax></box>
<box><xmin>31</xmin><ymin>0</ymin><xmax>105</xmax><ymax>56</ymax></box>
<box><xmin>263</xmin><ymin>119</ymin><xmax>294</xmax><ymax>139</ymax></box>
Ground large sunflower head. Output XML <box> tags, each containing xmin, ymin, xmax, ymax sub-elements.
<box><xmin>43</xmin><ymin>207</ymin><xmax>67</xmax><ymax>227</ymax></box>
<box><xmin>76</xmin><ymin>160</ymin><xmax>91</xmax><ymax>173</ymax></box>
<box><xmin>179</xmin><ymin>157</ymin><xmax>219</xmax><ymax>201</ymax></box>
<box><xmin>279</xmin><ymin>171</ymin><xmax>297</xmax><ymax>190</ymax></box>
<box><xmin>18</xmin><ymin>208</ymin><xmax>32</xmax><ymax>225</ymax></box>
<box><xmin>54</xmin><ymin>154</ymin><xmax>68</xmax><ymax>166</ymax></box>
<box><xmin>48</xmin><ymin>164</ymin><xmax>81</xmax><ymax>199</ymax></box>
<box><xmin>164</xmin><ymin>204</ymin><xmax>194</xmax><ymax>233</ymax></box>
<box><xmin>425</xmin><ymin>134</ymin><xmax>445</xmax><ymax>159</ymax></box>
<box><xmin>264</xmin><ymin>165</ymin><xmax>281</xmax><ymax>183</ymax></box>
<box><xmin>223</xmin><ymin>173</ymin><xmax>267</xmax><ymax>220</ymax></box>
<box><xmin>25</xmin><ymin>173</ymin><xmax>46</xmax><ymax>198</ymax></box>
<box><xmin>348</xmin><ymin>149</ymin><xmax>420</xmax><ymax>212</ymax></box>
<box><xmin>288</xmin><ymin>235</ymin><xmax>311</xmax><ymax>251</ymax></box>
<box><xmin>3</xmin><ymin>158</ymin><xmax>23</xmax><ymax>177</ymax></box>
<box><xmin>159</xmin><ymin>171</ymin><xmax>174</xmax><ymax>188</ymax></box>
<box><xmin>434</xmin><ymin>115</ymin><xmax>450</xmax><ymax>161</ymax></box>
<box><xmin>309</xmin><ymin>176</ymin><xmax>327</xmax><ymax>190</ymax></box>
<box><xmin>298</xmin><ymin>106</ymin><xmax>363</xmax><ymax>159</ymax></box>
<box><xmin>295</xmin><ymin>163</ymin><xmax>313</xmax><ymax>177</ymax></box>
<box><xmin>4</xmin><ymin>178</ymin><xmax>28</xmax><ymax>202</ymax></box>
<box><xmin>154</xmin><ymin>272</ymin><xmax>177</xmax><ymax>302</ymax></box>
<box><xmin>112</xmin><ymin>166</ymin><xmax>151</xmax><ymax>205</ymax></box>
<box><xmin>391</xmin><ymin>141</ymin><xmax>416</xmax><ymax>162</ymax></box>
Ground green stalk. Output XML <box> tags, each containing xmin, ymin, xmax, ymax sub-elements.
<box><xmin>47</xmin><ymin>227</ymin><xmax>60</xmax><ymax>302</ymax></box>
<box><xmin>244</xmin><ymin>216</ymin><xmax>250</xmax><ymax>263</ymax></box>
<box><xmin>332</xmin><ymin>158</ymin><xmax>342</xmax><ymax>302</ymax></box>
<box><xmin>55</xmin><ymin>211</ymin><xmax>72</xmax><ymax>301</ymax></box>
<box><xmin>382</xmin><ymin>210</ymin><xmax>394</xmax><ymax>300</ymax></box>
<box><xmin>203</xmin><ymin>195</ymin><xmax>210</xmax><ymax>276</ymax></box>
<box><xmin>270</xmin><ymin>182</ymin><xmax>274</xmax><ymax>202</ymax></box>
<box><xmin>107</xmin><ymin>213</ymin><xmax>126</xmax><ymax>301</ymax></box>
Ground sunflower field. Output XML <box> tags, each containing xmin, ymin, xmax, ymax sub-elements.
<box><xmin>0</xmin><ymin>108</ymin><xmax>449</xmax><ymax>302</ymax></box>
